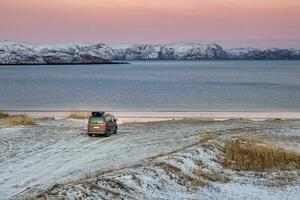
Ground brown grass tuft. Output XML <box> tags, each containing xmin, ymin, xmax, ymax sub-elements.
<box><xmin>68</xmin><ymin>112</ymin><xmax>89</xmax><ymax>119</ymax></box>
<box><xmin>196</xmin><ymin>170</ymin><xmax>230</xmax><ymax>183</ymax></box>
<box><xmin>199</xmin><ymin>133</ymin><xmax>217</xmax><ymax>144</ymax></box>
<box><xmin>101</xmin><ymin>177</ymin><xmax>136</xmax><ymax>194</ymax></box>
<box><xmin>223</xmin><ymin>138</ymin><xmax>300</xmax><ymax>171</ymax></box>
<box><xmin>5</xmin><ymin>115</ymin><xmax>36</xmax><ymax>127</ymax></box>
<box><xmin>153</xmin><ymin>162</ymin><xmax>200</xmax><ymax>186</ymax></box>
<box><xmin>0</xmin><ymin>111</ymin><xmax>9</xmax><ymax>118</ymax></box>
<box><xmin>190</xmin><ymin>178</ymin><xmax>205</xmax><ymax>187</ymax></box>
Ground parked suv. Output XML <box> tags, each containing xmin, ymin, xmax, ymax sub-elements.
<box><xmin>87</xmin><ymin>112</ymin><xmax>118</xmax><ymax>137</ymax></box>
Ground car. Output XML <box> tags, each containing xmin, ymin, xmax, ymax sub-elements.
<box><xmin>87</xmin><ymin>112</ymin><xmax>118</xmax><ymax>137</ymax></box>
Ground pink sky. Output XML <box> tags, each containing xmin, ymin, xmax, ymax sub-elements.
<box><xmin>1</xmin><ymin>0</ymin><xmax>300</xmax><ymax>48</ymax></box>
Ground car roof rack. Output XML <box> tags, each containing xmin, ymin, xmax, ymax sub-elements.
<box><xmin>91</xmin><ymin>111</ymin><xmax>105</xmax><ymax>117</ymax></box>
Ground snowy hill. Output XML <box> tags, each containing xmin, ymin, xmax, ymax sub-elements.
<box><xmin>0</xmin><ymin>42</ymin><xmax>110</xmax><ymax>64</ymax></box>
<box><xmin>1</xmin><ymin>41</ymin><xmax>300</xmax><ymax>64</ymax></box>
<box><xmin>106</xmin><ymin>42</ymin><xmax>228</xmax><ymax>60</ymax></box>
<box><xmin>227</xmin><ymin>47</ymin><xmax>300</xmax><ymax>60</ymax></box>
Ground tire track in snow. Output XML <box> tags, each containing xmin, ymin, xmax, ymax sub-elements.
<box><xmin>1</xmin><ymin>119</ymin><xmax>299</xmax><ymax>199</ymax></box>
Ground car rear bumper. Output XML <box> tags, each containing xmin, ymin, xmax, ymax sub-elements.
<box><xmin>87</xmin><ymin>131</ymin><xmax>106</xmax><ymax>135</ymax></box>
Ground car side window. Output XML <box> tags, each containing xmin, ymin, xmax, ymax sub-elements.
<box><xmin>106</xmin><ymin>115</ymin><xmax>112</xmax><ymax>122</ymax></box>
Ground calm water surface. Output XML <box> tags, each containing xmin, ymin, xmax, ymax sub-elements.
<box><xmin>0</xmin><ymin>61</ymin><xmax>300</xmax><ymax>111</ymax></box>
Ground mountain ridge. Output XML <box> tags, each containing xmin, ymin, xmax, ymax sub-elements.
<box><xmin>1</xmin><ymin>41</ymin><xmax>300</xmax><ymax>64</ymax></box>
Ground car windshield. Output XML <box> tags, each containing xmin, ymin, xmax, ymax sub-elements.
<box><xmin>89</xmin><ymin>117</ymin><xmax>105</xmax><ymax>124</ymax></box>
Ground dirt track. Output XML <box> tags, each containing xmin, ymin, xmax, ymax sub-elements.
<box><xmin>0</xmin><ymin>118</ymin><xmax>300</xmax><ymax>199</ymax></box>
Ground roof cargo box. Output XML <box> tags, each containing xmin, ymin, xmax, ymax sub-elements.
<box><xmin>92</xmin><ymin>112</ymin><xmax>105</xmax><ymax>117</ymax></box>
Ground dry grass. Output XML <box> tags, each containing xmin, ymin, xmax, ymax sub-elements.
<box><xmin>67</xmin><ymin>112</ymin><xmax>90</xmax><ymax>119</ymax></box>
<box><xmin>153</xmin><ymin>162</ymin><xmax>202</xmax><ymax>186</ymax></box>
<box><xmin>196</xmin><ymin>170</ymin><xmax>230</xmax><ymax>183</ymax></box>
<box><xmin>0</xmin><ymin>111</ymin><xmax>9</xmax><ymax>118</ymax></box>
<box><xmin>223</xmin><ymin>138</ymin><xmax>300</xmax><ymax>171</ymax></box>
<box><xmin>190</xmin><ymin>178</ymin><xmax>205</xmax><ymax>187</ymax></box>
<box><xmin>5</xmin><ymin>115</ymin><xmax>36</xmax><ymax>127</ymax></box>
<box><xmin>102</xmin><ymin>177</ymin><xmax>136</xmax><ymax>194</ymax></box>
<box><xmin>199</xmin><ymin>133</ymin><xmax>217</xmax><ymax>144</ymax></box>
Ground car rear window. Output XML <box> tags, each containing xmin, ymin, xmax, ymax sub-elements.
<box><xmin>89</xmin><ymin>117</ymin><xmax>105</xmax><ymax>124</ymax></box>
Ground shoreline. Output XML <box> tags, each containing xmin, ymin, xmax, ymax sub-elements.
<box><xmin>0</xmin><ymin>61</ymin><xmax>129</xmax><ymax>65</ymax></box>
<box><xmin>4</xmin><ymin>111</ymin><xmax>300</xmax><ymax>123</ymax></box>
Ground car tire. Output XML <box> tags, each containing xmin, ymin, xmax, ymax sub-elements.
<box><xmin>105</xmin><ymin>130</ymin><xmax>110</xmax><ymax>137</ymax></box>
<box><xmin>88</xmin><ymin>133</ymin><xmax>92</xmax><ymax>137</ymax></box>
<box><xmin>113</xmin><ymin>128</ymin><xmax>117</xmax><ymax>134</ymax></box>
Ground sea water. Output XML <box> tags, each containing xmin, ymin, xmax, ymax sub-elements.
<box><xmin>0</xmin><ymin>60</ymin><xmax>300</xmax><ymax>111</ymax></box>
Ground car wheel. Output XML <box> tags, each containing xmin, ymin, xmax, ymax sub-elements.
<box><xmin>88</xmin><ymin>133</ymin><xmax>92</xmax><ymax>137</ymax></box>
<box><xmin>114</xmin><ymin>128</ymin><xmax>117</xmax><ymax>134</ymax></box>
<box><xmin>105</xmin><ymin>130</ymin><xmax>110</xmax><ymax>137</ymax></box>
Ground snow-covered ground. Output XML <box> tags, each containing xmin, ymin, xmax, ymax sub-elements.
<box><xmin>0</xmin><ymin>118</ymin><xmax>299</xmax><ymax>199</ymax></box>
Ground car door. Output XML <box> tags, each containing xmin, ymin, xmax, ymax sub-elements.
<box><xmin>111</xmin><ymin>115</ymin><xmax>117</xmax><ymax>131</ymax></box>
<box><xmin>105</xmin><ymin>115</ymin><xmax>114</xmax><ymax>131</ymax></box>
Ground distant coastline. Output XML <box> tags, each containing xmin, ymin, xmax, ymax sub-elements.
<box><xmin>0</xmin><ymin>61</ymin><xmax>129</xmax><ymax>65</ymax></box>
<box><xmin>3</xmin><ymin>111</ymin><xmax>300</xmax><ymax>122</ymax></box>
<box><xmin>1</xmin><ymin>41</ymin><xmax>300</xmax><ymax>65</ymax></box>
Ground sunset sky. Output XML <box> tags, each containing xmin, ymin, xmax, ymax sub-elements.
<box><xmin>1</xmin><ymin>0</ymin><xmax>300</xmax><ymax>47</ymax></box>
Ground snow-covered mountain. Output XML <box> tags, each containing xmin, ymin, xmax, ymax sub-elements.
<box><xmin>1</xmin><ymin>41</ymin><xmax>300</xmax><ymax>64</ymax></box>
<box><xmin>0</xmin><ymin>42</ymin><xmax>111</xmax><ymax>64</ymax></box>
<box><xmin>227</xmin><ymin>47</ymin><xmax>300</xmax><ymax>60</ymax></box>
<box><xmin>106</xmin><ymin>42</ymin><xmax>228</xmax><ymax>60</ymax></box>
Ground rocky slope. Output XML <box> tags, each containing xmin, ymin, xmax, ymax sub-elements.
<box><xmin>227</xmin><ymin>47</ymin><xmax>300</xmax><ymax>60</ymax></box>
<box><xmin>1</xmin><ymin>41</ymin><xmax>300</xmax><ymax>64</ymax></box>
<box><xmin>0</xmin><ymin>42</ymin><xmax>111</xmax><ymax>64</ymax></box>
